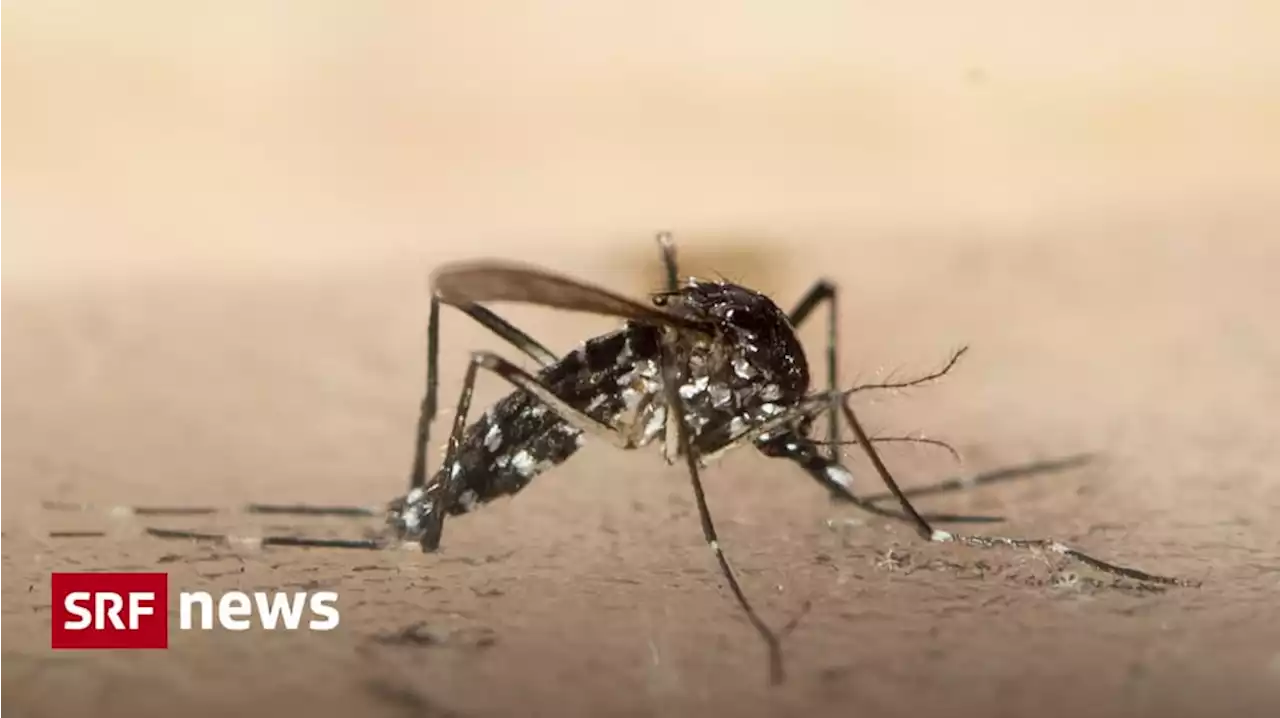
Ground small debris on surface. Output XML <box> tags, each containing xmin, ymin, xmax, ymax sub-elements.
<box><xmin>370</xmin><ymin>621</ymin><xmax>498</xmax><ymax>651</ymax></box>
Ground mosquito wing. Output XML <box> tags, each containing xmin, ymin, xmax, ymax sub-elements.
<box><xmin>431</xmin><ymin>260</ymin><xmax>712</xmax><ymax>334</ymax></box>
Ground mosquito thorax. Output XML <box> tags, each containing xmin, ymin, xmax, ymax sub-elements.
<box><xmin>660</xmin><ymin>277</ymin><xmax>808</xmax><ymax>427</ymax></box>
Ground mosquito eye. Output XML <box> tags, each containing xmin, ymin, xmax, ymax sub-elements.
<box><xmin>652</xmin><ymin>295</ymin><xmax>669</xmax><ymax>307</ymax></box>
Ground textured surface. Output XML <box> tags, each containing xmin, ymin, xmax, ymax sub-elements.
<box><xmin>4</xmin><ymin>3</ymin><xmax>1280</xmax><ymax>717</ymax></box>
<box><xmin>6</xmin><ymin>231</ymin><xmax>1279</xmax><ymax>718</ymax></box>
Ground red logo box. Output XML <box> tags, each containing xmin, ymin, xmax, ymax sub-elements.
<box><xmin>51</xmin><ymin>572</ymin><xmax>169</xmax><ymax>649</ymax></box>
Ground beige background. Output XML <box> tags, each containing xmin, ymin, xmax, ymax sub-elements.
<box><xmin>4</xmin><ymin>3</ymin><xmax>1279</xmax><ymax>717</ymax></box>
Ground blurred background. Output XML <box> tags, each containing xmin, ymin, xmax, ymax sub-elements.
<box><xmin>5</xmin><ymin>2</ymin><xmax>1277</xmax><ymax>285</ymax></box>
<box><xmin>4</xmin><ymin>3</ymin><xmax>1279</xmax><ymax>717</ymax></box>
<box><xmin>5</xmin><ymin>0</ymin><xmax>1278</xmax><ymax>499</ymax></box>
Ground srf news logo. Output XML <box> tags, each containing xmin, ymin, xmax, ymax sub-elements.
<box><xmin>51</xmin><ymin>572</ymin><xmax>340</xmax><ymax>649</ymax></box>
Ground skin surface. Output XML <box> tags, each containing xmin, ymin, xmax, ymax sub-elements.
<box><xmin>4</xmin><ymin>4</ymin><xmax>1278</xmax><ymax>716</ymax></box>
<box><xmin>5</xmin><ymin>232</ymin><xmax>1278</xmax><ymax>718</ymax></box>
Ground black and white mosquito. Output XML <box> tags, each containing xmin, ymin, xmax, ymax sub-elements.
<box><xmin>48</xmin><ymin>233</ymin><xmax>1192</xmax><ymax>684</ymax></box>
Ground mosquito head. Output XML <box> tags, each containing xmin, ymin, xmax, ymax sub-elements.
<box><xmin>655</xmin><ymin>279</ymin><xmax>810</xmax><ymax>404</ymax></box>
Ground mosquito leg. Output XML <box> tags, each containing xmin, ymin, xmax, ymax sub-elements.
<box><xmin>226</xmin><ymin>297</ymin><xmax>564</xmax><ymax>517</ymax></box>
<box><xmin>756</xmin><ymin>434</ymin><xmax>1005</xmax><ymax>524</ymax></box>
<box><xmin>49</xmin><ymin>296</ymin><xmax>564</xmax><ymax>527</ymax></box>
<box><xmin>787</xmin><ymin>280</ymin><xmax>840</xmax><ymax>461</ymax></box>
<box><xmin>681</xmin><ymin>390</ymin><xmax>1004</xmax><ymax>523</ymax></box>
<box><xmin>839</xmin><ymin>400</ymin><xmax>1193</xmax><ymax>586</ymax></box>
<box><xmin>788</xmin><ymin>281</ymin><xmax>969</xmax><ymax>487</ymax></box>
<box><xmin>460</xmin><ymin>302</ymin><xmax>558</xmax><ymax>366</ymax></box>
<box><xmin>408</xmin><ymin>293</ymin><xmax>444</xmax><ymax>491</ymax></box>
<box><xmin>201</xmin><ymin>297</ymin><xmax>560</xmax><ymax>519</ymax></box>
<box><xmin>411</xmin><ymin>350</ymin><xmax>483</xmax><ymax>551</ymax></box>
<box><xmin>657</xmin><ymin>231</ymin><xmax>680</xmax><ymax>291</ymax></box>
<box><xmin>782</xmin><ymin>281</ymin><xmax>985</xmax><ymax>524</ymax></box>
<box><xmin>410</xmin><ymin>297</ymin><xmax>560</xmax><ymax>491</ymax></box>
<box><xmin>651</xmin><ymin>229</ymin><xmax>680</xmax><ymax>453</ymax></box>
<box><xmin>657</xmin><ymin>329</ymin><xmax>786</xmax><ymax>686</ymax></box>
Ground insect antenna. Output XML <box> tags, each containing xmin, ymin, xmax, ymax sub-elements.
<box><xmin>812</xmin><ymin>434</ymin><xmax>963</xmax><ymax>463</ymax></box>
<box><xmin>843</xmin><ymin>346</ymin><xmax>969</xmax><ymax>395</ymax></box>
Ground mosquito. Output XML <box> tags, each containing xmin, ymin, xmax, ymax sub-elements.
<box><xmin>46</xmin><ymin>233</ymin><xmax>1192</xmax><ymax>684</ymax></box>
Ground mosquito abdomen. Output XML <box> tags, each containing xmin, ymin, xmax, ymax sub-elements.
<box><xmin>443</xmin><ymin>325</ymin><xmax>663</xmax><ymax>512</ymax></box>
